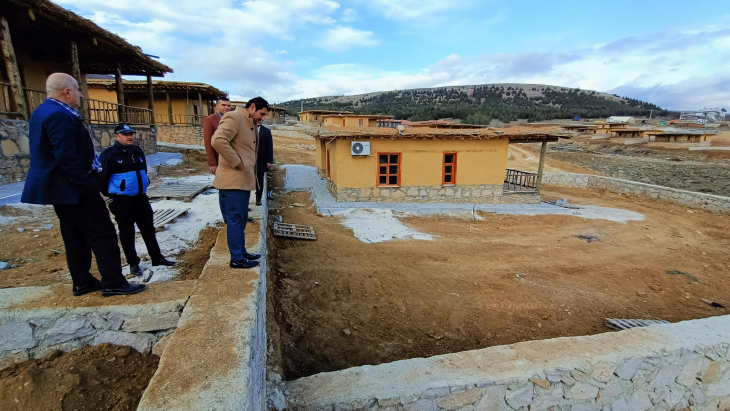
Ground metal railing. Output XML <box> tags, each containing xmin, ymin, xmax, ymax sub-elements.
<box><xmin>154</xmin><ymin>113</ymin><xmax>203</xmax><ymax>126</ymax></box>
<box><xmin>504</xmin><ymin>169</ymin><xmax>538</xmax><ymax>191</ymax></box>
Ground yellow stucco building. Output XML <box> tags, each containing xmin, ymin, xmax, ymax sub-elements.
<box><xmin>299</xmin><ymin>110</ymin><xmax>353</xmax><ymax>125</ymax></box>
<box><xmin>313</xmin><ymin>128</ymin><xmax>564</xmax><ymax>204</ymax></box>
<box><xmin>322</xmin><ymin>114</ymin><xmax>394</xmax><ymax>127</ymax></box>
<box><xmin>87</xmin><ymin>79</ymin><xmax>225</xmax><ymax>125</ymax></box>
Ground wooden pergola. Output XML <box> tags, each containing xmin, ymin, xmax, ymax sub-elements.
<box><xmin>0</xmin><ymin>0</ymin><xmax>172</xmax><ymax>122</ymax></box>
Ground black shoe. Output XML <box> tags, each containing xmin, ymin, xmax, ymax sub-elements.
<box><xmin>152</xmin><ymin>258</ymin><xmax>177</xmax><ymax>267</ymax></box>
<box><xmin>72</xmin><ymin>280</ymin><xmax>102</xmax><ymax>296</ymax></box>
<box><xmin>129</xmin><ymin>264</ymin><xmax>143</xmax><ymax>276</ymax></box>
<box><xmin>256</xmin><ymin>200</ymin><xmax>263</xmax><ymax>206</ymax></box>
<box><xmin>102</xmin><ymin>283</ymin><xmax>146</xmax><ymax>297</ymax></box>
<box><xmin>242</xmin><ymin>251</ymin><xmax>261</xmax><ymax>260</ymax></box>
<box><xmin>230</xmin><ymin>259</ymin><xmax>260</xmax><ymax>269</ymax></box>
<box><xmin>248</xmin><ymin>207</ymin><xmax>252</xmax><ymax>212</ymax></box>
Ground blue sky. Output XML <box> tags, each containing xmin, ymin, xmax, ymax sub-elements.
<box><xmin>54</xmin><ymin>0</ymin><xmax>729</xmax><ymax>109</ymax></box>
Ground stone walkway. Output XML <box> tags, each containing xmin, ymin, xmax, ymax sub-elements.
<box><xmin>0</xmin><ymin>152</ymin><xmax>182</xmax><ymax>207</ymax></box>
<box><xmin>283</xmin><ymin>165</ymin><xmax>644</xmax><ymax>222</ymax></box>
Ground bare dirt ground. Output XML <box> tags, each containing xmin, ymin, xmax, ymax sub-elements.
<box><xmin>0</xmin><ymin>156</ymin><xmax>218</xmax><ymax>289</ymax></box>
<box><xmin>266</xmin><ymin>136</ymin><xmax>730</xmax><ymax>380</ymax></box>
<box><xmin>0</xmin><ymin>344</ymin><xmax>158</xmax><ymax>411</ymax></box>
<box><xmin>544</xmin><ymin>138</ymin><xmax>730</xmax><ymax>196</ymax></box>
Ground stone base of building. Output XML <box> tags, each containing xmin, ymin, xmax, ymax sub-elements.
<box><xmin>156</xmin><ymin>125</ymin><xmax>204</xmax><ymax>147</ymax></box>
<box><xmin>0</xmin><ymin>120</ymin><xmax>157</xmax><ymax>186</ymax></box>
<box><xmin>317</xmin><ymin>168</ymin><xmax>327</xmax><ymax>178</ymax></box>
<box><xmin>87</xmin><ymin>124</ymin><xmax>157</xmax><ymax>155</ymax></box>
<box><xmin>327</xmin><ymin>180</ymin><xmax>540</xmax><ymax>204</ymax></box>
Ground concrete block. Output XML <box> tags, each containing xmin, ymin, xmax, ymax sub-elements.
<box><xmin>614</xmin><ymin>357</ymin><xmax>643</xmax><ymax>380</ymax></box>
<box><xmin>437</xmin><ymin>387</ymin><xmax>481</xmax><ymax>410</ymax></box>
<box><xmin>0</xmin><ymin>322</ymin><xmax>35</xmax><ymax>351</ymax></box>
<box><xmin>506</xmin><ymin>382</ymin><xmax>533</xmax><ymax>408</ymax></box>
<box><xmin>94</xmin><ymin>330</ymin><xmax>152</xmax><ymax>355</ymax></box>
<box><xmin>474</xmin><ymin>385</ymin><xmax>510</xmax><ymax>411</ymax></box>
<box><xmin>403</xmin><ymin>398</ymin><xmax>437</xmax><ymax>411</ymax></box>
<box><xmin>571</xmin><ymin>382</ymin><xmax>599</xmax><ymax>400</ymax></box>
<box><xmin>46</xmin><ymin>314</ymin><xmax>95</xmax><ymax>345</ymax></box>
<box><xmin>121</xmin><ymin>312</ymin><xmax>180</xmax><ymax>332</ymax></box>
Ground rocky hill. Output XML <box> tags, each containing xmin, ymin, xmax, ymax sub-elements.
<box><xmin>278</xmin><ymin>83</ymin><xmax>674</xmax><ymax>124</ymax></box>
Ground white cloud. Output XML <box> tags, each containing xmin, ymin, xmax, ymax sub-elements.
<box><xmin>319</xmin><ymin>26</ymin><xmax>379</xmax><ymax>49</ymax></box>
<box><xmin>269</xmin><ymin>26</ymin><xmax>730</xmax><ymax>108</ymax></box>
<box><xmin>357</xmin><ymin>0</ymin><xmax>464</xmax><ymax>21</ymax></box>
<box><xmin>341</xmin><ymin>8</ymin><xmax>358</xmax><ymax>22</ymax></box>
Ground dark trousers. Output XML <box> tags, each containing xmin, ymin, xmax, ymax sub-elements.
<box><xmin>255</xmin><ymin>169</ymin><xmax>267</xmax><ymax>203</ymax></box>
<box><xmin>218</xmin><ymin>189</ymin><xmax>250</xmax><ymax>261</ymax></box>
<box><xmin>108</xmin><ymin>194</ymin><xmax>163</xmax><ymax>266</ymax></box>
<box><xmin>53</xmin><ymin>192</ymin><xmax>128</xmax><ymax>289</ymax></box>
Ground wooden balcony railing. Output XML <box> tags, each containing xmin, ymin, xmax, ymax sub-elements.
<box><xmin>0</xmin><ymin>81</ymin><xmax>25</xmax><ymax>118</ymax></box>
<box><xmin>504</xmin><ymin>169</ymin><xmax>538</xmax><ymax>191</ymax></box>
<box><xmin>86</xmin><ymin>98</ymin><xmax>152</xmax><ymax>125</ymax></box>
<box><xmin>154</xmin><ymin>113</ymin><xmax>204</xmax><ymax>126</ymax></box>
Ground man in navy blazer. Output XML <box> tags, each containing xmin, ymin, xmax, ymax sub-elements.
<box><xmin>21</xmin><ymin>73</ymin><xmax>145</xmax><ymax>297</ymax></box>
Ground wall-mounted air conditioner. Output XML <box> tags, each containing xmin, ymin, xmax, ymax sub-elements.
<box><xmin>351</xmin><ymin>141</ymin><xmax>370</xmax><ymax>156</ymax></box>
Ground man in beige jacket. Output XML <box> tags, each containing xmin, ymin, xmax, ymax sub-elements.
<box><xmin>211</xmin><ymin>97</ymin><xmax>269</xmax><ymax>268</ymax></box>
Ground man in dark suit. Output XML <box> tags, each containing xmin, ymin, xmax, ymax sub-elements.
<box><xmin>21</xmin><ymin>73</ymin><xmax>145</xmax><ymax>297</ymax></box>
<box><xmin>203</xmin><ymin>97</ymin><xmax>231</xmax><ymax>175</ymax></box>
<box><xmin>255</xmin><ymin>120</ymin><xmax>274</xmax><ymax>206</ymax></box>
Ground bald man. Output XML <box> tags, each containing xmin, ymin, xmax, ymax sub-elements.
<box><xmin>21</xmin><ymin>73</ymin><xmax>145</xmax><ymax>297</ymax></box>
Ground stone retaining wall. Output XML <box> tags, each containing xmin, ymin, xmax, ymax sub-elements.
<box><xmin>0</xmin><ymin>120</ymin><xmax>157</xmax><ymax>186</ymax></box>
<box><xmin>327</xmin><ymin>180</ymin><xmax>540</xmax><ymax>204</ymax></box>
<box><xmin>0</xmin><ymin>283</ymin><xmax>191</xmax><ymax>370</ymax></box>
<box><xmin>156</xmin><ymin>124</ymin><xmax>204</xmax><ymax>147</ymax></box>
<box><xmin>543</xmin><ymin>173</ymin><xmax>730</xmax><ymax>213</ymax></box>
<box><xmin>138</xmin><ymin>182</ymin><xmax>269</xmax><ymax>411</ymax></box>
<box><xmin>280</xmin><ymin>315</ymin><xmax>730</xmax><ymax>411</ymax></box>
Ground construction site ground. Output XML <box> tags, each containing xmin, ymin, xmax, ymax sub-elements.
<box><xmin>0</xmin><ymin>344</ymin><xmax>159</xmax><ymax>411</ymax></box>
<box><xmin>266</xmin><ymin>134</ymin><xmax>730</xmax><ymax>380</ymax></box>
<box><xmin>0</xmin><ymin>157</ymin><xmax>220</xmax><ymax>289</ymax></box>
<box><xmin>541</xmin><ymin>136</ymin><xmax>730</xmax><ymax>197</ymax></box>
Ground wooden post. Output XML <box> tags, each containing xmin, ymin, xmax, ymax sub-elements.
<box><xmin>536</xmin><ymin>141</ymin><xmax>548</xmax><ymax>192</ymax></box>
<box><xmin>114</xmin><ymin>63</ymin><xmax>125</xmax><ymax>122</ymax></box>
<box><xmin>197</xmin><ymin>92</ymin><xmax>204</xmax><ymax>122</ymax></box>
<box><xmin>0</xmin><ymin>17</ymin><xmax>28</xmax><ymax>119</ymax></box>
<box><xmin>166</xmin><ymin>92</ymin><xmax>173</xmax><ymax>125</ymax></box>
<box><xmin>70</xmin><ymin>42</ymin><xmax>90</xmax><ymax>121</ymax></box>
<box><xmin>146</xmin><ymin>75</ymin><xmax>155</xmax><ymax>125</ymax></box>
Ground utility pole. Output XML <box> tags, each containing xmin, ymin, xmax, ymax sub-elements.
<box><xmin>649</xmin><ymin>109</ymin><xmax>653</xmax><ymax>119</ymax></box>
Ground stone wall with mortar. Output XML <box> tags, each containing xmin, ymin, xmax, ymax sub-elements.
<box><xmin>0</xmin><ymin>285</ymin><xmax>189</xmax><ymax>370</ymax></box>
<box><xmin>278</xmin><ymin>315</ymin><xmax>730</xmax><ymax>411</ymax></box>
<box><xmin>138</xmin><ymin>181</ymin><xmax>269</xmax><ymax>411</ymax></box>
<box><xmin>0</xmin><ymin>120</ymin><xmax>31</xmax><ymax>185</ymax></box>
<box><xmin>0</xmin><ymin>121</ymin><xmax>157</xmax><ymax>186</ymax></box>
<box><xmin>156</xmin><ymin>124</ymin><xmax>204</xmax><ymax>147</ymax></box>
<box><xmin>543</xmin><ymin>173</ymin><xmax>730</xmax><ymax>213</ymax></box>
<box><xmin>87</xmin><ymin>124</ymin><xmax>157</xmax><ymax>155</ymax></box>
<box><xmin>326</xmin><ymin>180</ymin><xmax>540</xmax><ymax>204</ymax></box>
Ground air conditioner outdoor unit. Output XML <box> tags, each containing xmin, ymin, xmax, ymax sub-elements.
<box><xmin>351</xmin><ymin>141</ymin><xmax>370</xmax><ymax>156</ymax></box>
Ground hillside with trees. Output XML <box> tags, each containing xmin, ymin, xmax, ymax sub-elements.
<box><xmin>278</xmin><ymin>84</ymin><xmax>674</xmax><ymax>124</ymax></box>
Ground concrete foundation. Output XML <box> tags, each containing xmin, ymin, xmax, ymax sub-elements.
<box><xmin>279</xmin><ymin>315</ymin><xmax>730</xmax><ymax>411</ymax></box>
<box><xmin>137</xmin><ymin>184</ymin><xmax>269</xmax><ymax>411</ymax></box>
<box><xmin>0</xmin><ymin>281</ymin><xmax>194</xmax><ymax>370</ymax></box>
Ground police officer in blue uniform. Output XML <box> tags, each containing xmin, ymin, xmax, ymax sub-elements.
<box><xmin>99</xmin><ymin>124</ymin><xmax>176</xmax><ymax>276</ymax></box>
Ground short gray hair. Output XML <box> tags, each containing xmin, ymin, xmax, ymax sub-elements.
<box><xmin>46</xmin><ymin>73</ymin><xmax>78</xmax><ymax>96</ymax></box>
